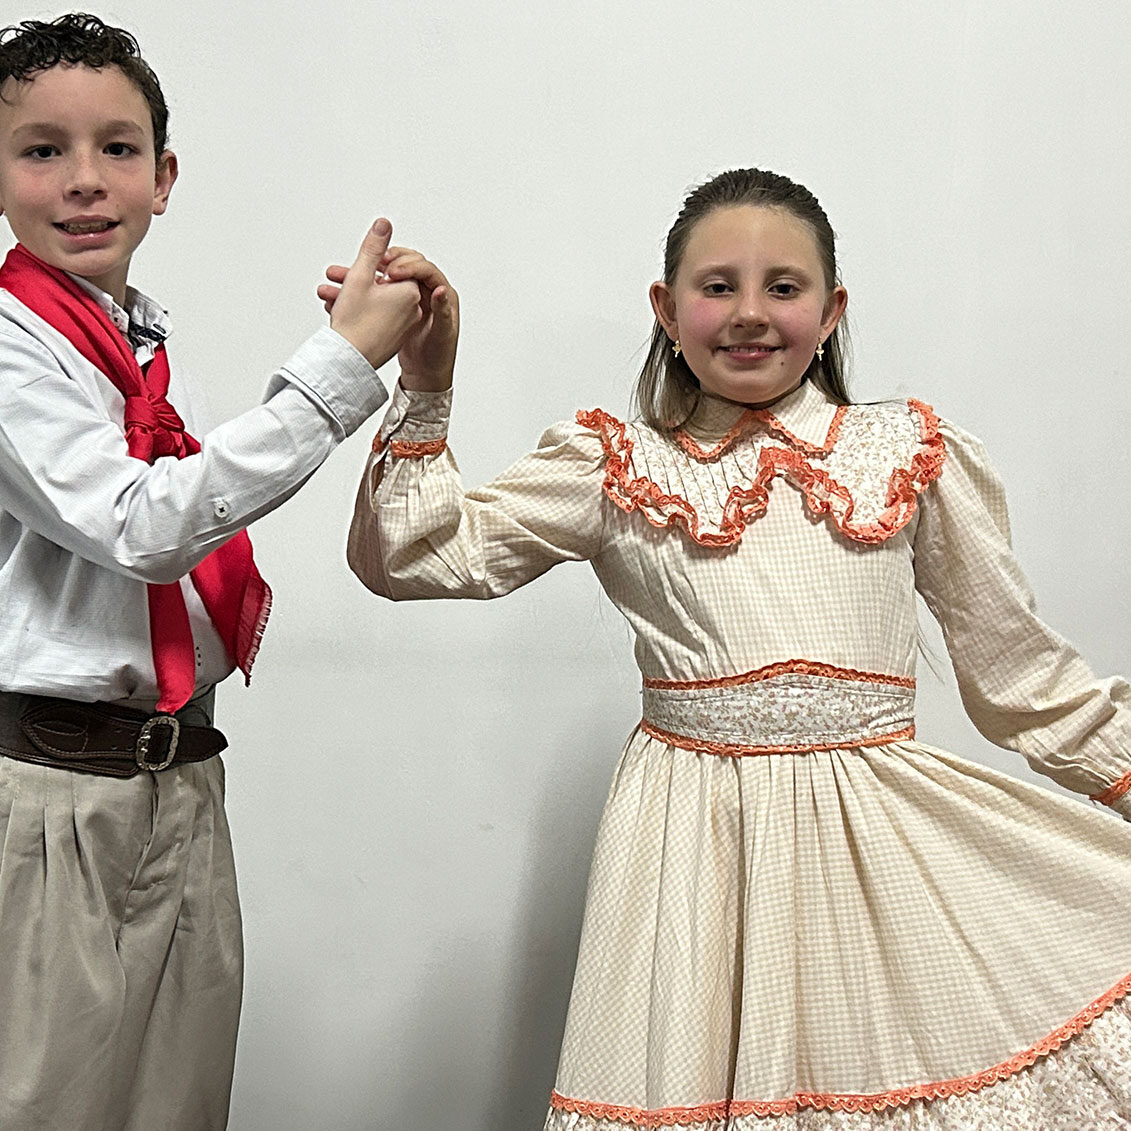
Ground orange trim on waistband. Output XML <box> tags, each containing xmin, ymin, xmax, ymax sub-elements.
<box><xmin>643</xmin><ymin>659</ymin><xmax>915</xmax><ymax>691</ymax></box>
<box><xmin>1091</xmin><ymin>767</ymin><xmax>1131</xmax><ymax>807</ymax></box>
<box><xmin>549</xmin><ymin>968</ymin><xmax>1131</xmax><ymax>1123</ymax></box>
<box><xmin>640</xmin><ymin>719</ymin><xmax>915</xmax><ymax>756</ymax></box>
<box><xmin>388</xmin><ymin>437</ymin><xmax>447</xmax><ymax>458</ymax></box>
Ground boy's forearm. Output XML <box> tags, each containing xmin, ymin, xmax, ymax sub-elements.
<box><xmin>0</xmin><ymin>323</ymin><xmax>388</xmax><ymax>584</ymax></box>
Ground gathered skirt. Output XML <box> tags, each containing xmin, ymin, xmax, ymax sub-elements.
<box><xmin>544</xmin><ymin>670</ymin><xmax>1131</xmax><ymax>1128</ymax></box>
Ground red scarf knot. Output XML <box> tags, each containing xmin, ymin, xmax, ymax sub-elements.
<box><xmin>123</xmin><ymin>392</ymin><xmax>190</xmax><ymax>461</ymax></box>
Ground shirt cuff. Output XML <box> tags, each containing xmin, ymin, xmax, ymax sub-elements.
<box><xmin>373</xmin><ymin>381</ymin><xmax>453</xmax><ymax>454</ymax></box>
<box><xmin>275</xmin><ymin>326</ymin><xmax>389</xmax><ymax>438</ymax></box>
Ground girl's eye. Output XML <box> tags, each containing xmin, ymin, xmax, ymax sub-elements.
<box><xmin>25</xmin><ymin>145</ymin><xmax>57</xmax><ymax>160</ymax></box>
<box><xmin>703</xmin><ymin>282</ymin><xmax>731</xmax><ymax>295</ymax></box>
<box><xmin>105</xmin><ymin>142</ymin><xmax>137</xmax><ymax>157</ymax></box>
<box><xmin>769</xmin><ymin>282</ymin><xmax>800</xmax><ymax>297</ymax></box>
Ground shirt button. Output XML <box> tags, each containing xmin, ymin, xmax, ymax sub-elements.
<box><xmin>213</xmin><ymin>498</ymin><xmax>232</xmax><ymax>520</ymax></box>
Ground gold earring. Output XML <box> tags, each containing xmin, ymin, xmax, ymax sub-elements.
<box><xmin>815</xmin><ymin>341</ymin><xmax>824</xmax><ymax>361</ymax></box>
<box><xmin>672</xmin><ymin>339</ymin><xmax>681</xmax><ymax>358</ymax></box>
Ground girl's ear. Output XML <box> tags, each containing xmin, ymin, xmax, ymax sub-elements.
<box><xmin>822</xmin><ymin>284</ymin><xmax>848</xmax><ymax>335</ymax></box>
<box><xmin>650</xmin><ymin>281</ymin><xmax>678</xmax><ymax>341</ymax></box>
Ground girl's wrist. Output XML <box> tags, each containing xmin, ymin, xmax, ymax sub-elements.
<box><xmin>398</xmin><ymin>369</ymin><xmax>453</xmax><ymax>393</ymax></box>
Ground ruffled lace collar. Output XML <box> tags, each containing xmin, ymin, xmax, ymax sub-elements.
<box><xmin>578</xmin><ymin>391</ymin><xmax>945</xmax><ymax>548</ymax></box>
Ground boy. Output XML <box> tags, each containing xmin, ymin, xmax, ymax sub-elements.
<box><xmin>0</xmin><ymin>13</ymin><xmax>425</xmax><ymax>1129</ymax></box>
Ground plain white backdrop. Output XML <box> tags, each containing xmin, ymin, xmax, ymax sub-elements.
<box><xmin>4</xmin><ymin>3</ymin><xmax>1130</xmax><ymax>1127</ymax></box>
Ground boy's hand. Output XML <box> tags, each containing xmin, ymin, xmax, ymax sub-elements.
<box><xmin>322</xmin><ymin>219</ymin><xmax>423</xmax><ymax>370</ymax></box>
<box><xmin>321</xmin><ymin>243</ymin><xmax>458</xmax><ymax>392</ymax></box>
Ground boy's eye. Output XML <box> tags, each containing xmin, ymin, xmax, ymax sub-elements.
<box><xmin>24</xmin><ymin>145</ymin><xmax>58</xmax><ymax>160</ymax></box>
<box><xmin>105</xmin><ymin>142</ymin><xmax>137</xmax><ymax>157</ymax></box>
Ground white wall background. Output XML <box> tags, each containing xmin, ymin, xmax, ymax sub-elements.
<box><xmin>6</xmin><ymin>2</ymin><xmax>1131</xmax><ymax>1128</ymax></box>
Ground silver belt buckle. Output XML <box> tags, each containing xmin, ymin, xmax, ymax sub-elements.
<box><xmin>136</xmin><ymin>714</ymin><xmax>180</xmax><ymax>771</ymax></box>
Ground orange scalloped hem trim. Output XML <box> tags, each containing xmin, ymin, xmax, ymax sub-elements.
<box><xmin>578</xmin><ymin>400</ymin><xmax>946</xmax><ymax>548</ymax></box>
<box><xmin>388</xmin><ymin>437</ymin><xmax>448</xmax><ymax>458</ymax></box>
<box><xmin>640</xmin><ymin>719</ymin><xmax>916</xmax><ymax>757</ymax></box>
<box><xmin>549</xmin><ymin>968</ymin><xmax>1131</xmax><ymax>1123</ymax></box>
<box><xmin>1091</xmin><ymin>767</ymin><xmax>1131</xmax><ymax>807</ymax></box>
<box><xmin>643</xmin><ymin>659</ymin><xmax>915</xmax><ymax>691</ymax></box>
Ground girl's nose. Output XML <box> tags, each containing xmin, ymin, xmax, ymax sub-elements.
<box><xmin>732</xmin><ymin>289</ymin><xmax>768</xmax><ymax>326</ymax></box>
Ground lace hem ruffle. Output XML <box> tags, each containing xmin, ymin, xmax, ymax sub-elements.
<box><xmin>546</xmin><ymin>976</ymin><xmax>1131</xmax><ymax>1126</ymax></box>
<box><xmin>578</xmin><ymin>400</ymin><xmax>946</xmax><ymax>548</ymax></box>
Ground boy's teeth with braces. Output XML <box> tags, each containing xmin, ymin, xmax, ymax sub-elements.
<box><xmin>59</xmin><ymin>220</ymin><xmax>114</xmax><ymax>233</ymax></box>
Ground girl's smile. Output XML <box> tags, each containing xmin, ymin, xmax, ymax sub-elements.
<box><xmin>650</xmin><ymin>204</ymin><xmax>846</xmax><ymax>408</ymax></box>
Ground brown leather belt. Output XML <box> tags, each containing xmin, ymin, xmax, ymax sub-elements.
<box><xmin>0</xmin><ymin>691</ymin><xmax>227</xmax><ymax>778</ymax></box>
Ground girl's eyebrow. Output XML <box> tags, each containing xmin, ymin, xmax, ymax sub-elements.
<box><xmin>689</xmin><ymin>261</ymin><xmax>814</xmax><ymax>279</ymax></box>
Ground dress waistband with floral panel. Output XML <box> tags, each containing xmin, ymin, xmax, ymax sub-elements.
<box><xmin>641</xmin><ymin>659</ymin><xmax>916</xmax><ymax>756</ymax></box>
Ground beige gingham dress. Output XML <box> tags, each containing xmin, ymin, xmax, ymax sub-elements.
<box><xmin>348</xmin><ymin>378</ymin><xmax>1131</xmax><ymax>1129</ymax></box>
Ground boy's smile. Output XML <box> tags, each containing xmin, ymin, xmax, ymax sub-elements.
<box><xmin>0</xmin><ymin>64</ymin><xmax>176</xmax><ymax>305</ymax></box>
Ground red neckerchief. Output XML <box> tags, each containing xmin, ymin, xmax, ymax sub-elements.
<box><xmin>0</xmin><ymin>244</ymin><xmax>271</xmax><ymax>712</ymax></box>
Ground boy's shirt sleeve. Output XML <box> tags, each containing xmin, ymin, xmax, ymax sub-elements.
<box><xmin>0</xmin><ymin>314</ymin><xmax>386</xmax><ymax>585</ymax></box>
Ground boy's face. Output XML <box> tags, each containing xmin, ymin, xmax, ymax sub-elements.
<box><xmin>0</xmin><ymin>64</ymin><xmax>177</xmax><ymax>305</ymax></box>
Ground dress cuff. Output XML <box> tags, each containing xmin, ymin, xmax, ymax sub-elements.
<box><xmin>372</xmin><ymin>382</ymin><xmax>452</xmax><ymax>457</ymax></box>
<box><xmin>1091</xmin><ymin>768</ymin><xmax>1131</xmax><ymax>821</ymax></box>
<box><xmin>276</xmin><ymin>326</ymin><xmax>388</xmax><ymax>438</ymax></box>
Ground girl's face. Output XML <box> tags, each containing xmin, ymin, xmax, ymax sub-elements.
<box><xmin>650</xmin><ymin>205</ymin><xmax>847</xmax><ymax>408</ymax></box>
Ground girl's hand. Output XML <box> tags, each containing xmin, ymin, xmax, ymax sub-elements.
<box><xmin>321</xmin><ymin>245</ymin><xmax>458</xmax><ymax>392</ymax></box>
<box><xmin>321</xmin><ymin>219</ymin><xmax>424</xmax><ymax>370</ymax></box>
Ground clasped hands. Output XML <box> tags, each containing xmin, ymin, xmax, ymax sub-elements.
<box><xmin>319</xmin><ymin>217</ymin><xmax>457</xmax><ymax>392</ymax></box>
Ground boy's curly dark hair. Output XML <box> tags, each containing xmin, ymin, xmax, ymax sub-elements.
<box><xmin>0</xmin><ymin>13</ymin><xmax>168</xmax><ymax>153</ymax></box>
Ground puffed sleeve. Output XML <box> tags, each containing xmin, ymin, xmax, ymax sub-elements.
<box><xmin>913</xmin><ymin>418</ymin><xmax>1131</xmax><ymax>819</ymax></box>
<box><xmin>347</xmin><ymin>383</ymin><xmax>609</xmax><ymax>600</ymax></box>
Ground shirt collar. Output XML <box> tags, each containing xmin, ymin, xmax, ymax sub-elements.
<box><xmin>66</xmin><ymin>273</ymin><xmax>171</xmax><ymax>365</ymax></box>
<box><xmin>683</xmin><ymin>379</ymin><xmax>842</xmax><ymax>452</ymax></box>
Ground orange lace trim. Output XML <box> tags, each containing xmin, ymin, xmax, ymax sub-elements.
<box><xmin>388</xmin><ymin>437</ymin><xmax>448</xmax><ymax>458</ymax></box>
<box><xmin>674</xmin><ymin>404</ymin><xmax>847</xmax><ymax>462</ymax></box>
<box><xmin>579</xmin><ymin>401</ymin><xmax>945</xmax><ymax>548</ymax></box>
<box><xmin>640</xmin><ymin>719</ymin><xmax>916</xmax><ymax>756</ymax></box>
<box><xmin>1091</xmin><ymin>767</ymin><xmax>1131</xmax><ymax>807</ymax></box>
<box><xmin>674</xmin><ymin>413</ymin><xmax>758</xmax><ymax>461</ymax></box>
<box><xmin>548</xmin><ymin>968</ymin><xmax>1131</xmax><ymax>1122</ymax></box>
<box><xmin>757</xmin><ymin>401</ymin><xmax>847</xmax><ymax>456</ymax></box>
<box><xmin>643</xmin><ymin>659</ymin><xmax>915</xmax><ymax>691</ymax></box>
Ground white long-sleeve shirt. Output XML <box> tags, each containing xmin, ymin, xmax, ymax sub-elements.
<box><xmin>0</xmin><ymin>279</ymin><xmax>386</xmax><ymax>702</ymax></box>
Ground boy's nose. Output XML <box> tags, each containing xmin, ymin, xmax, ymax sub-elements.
<box><xmin>66</xmin><ymin>155</ymin><xmax>107</xmax><ymax>197</ymax></box>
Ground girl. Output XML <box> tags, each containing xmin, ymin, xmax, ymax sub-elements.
<box><xmin>342</xmin><ymin>170</ymin><xmax>1131</xmax><ymax>1128</ymax></box>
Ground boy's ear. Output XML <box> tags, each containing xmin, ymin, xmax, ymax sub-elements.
<box><xmin>649</xmin><ymin>281</ymin><xmax>678</xmax><ymax>341</ymax></box>
<box><xmin>152</xmin><ymin>150</ymin><xmax>178</xmax><ymax>216</ymax></box>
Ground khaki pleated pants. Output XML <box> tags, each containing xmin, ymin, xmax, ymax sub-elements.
<box><xmin>0</xmin><ymin>754</ymin><xmax>242</xmax><ymax>1131</ymax></box>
